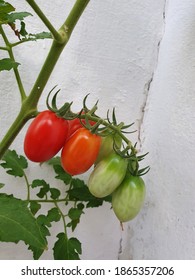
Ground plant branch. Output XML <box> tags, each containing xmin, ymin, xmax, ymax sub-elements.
<box><xmin>0</xmin><ymin>0</ymin><xmax>90</xmax><ymax>159</ymax></box>
<box><xmin>54</xmin><ymin>202</ymin><xmax>67</xmax><ymax>235</ymax></box>
<box><xmin>26</xmin><ymin>0</ymin><xmax>65</xmax><ymax>43</ymax></box>
<box><xmin>0</xmin><ymin>46</ymin><xmax>8</xmax><ymax>51</ymax></box>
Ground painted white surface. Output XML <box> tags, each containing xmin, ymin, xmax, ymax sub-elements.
<box><xmin>0</xmin><ymin>0</ymin><xmax>194</xmax><ymax>259</ymax></box>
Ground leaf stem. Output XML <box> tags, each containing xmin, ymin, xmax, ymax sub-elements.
<box><xmin>0</xmin><ymin>25</ymin><xmax>26</xmax><ymax>101</ymax></box>
<box><xmin>23</xmin><ymin>172</ymin><xmax>31</xmax><ymax>200</ymax></box>
<box><xmin>26</xmin><ymin>0</ymin><xmax>65</xmax><ymax>43</ymax></box>
<box><xmin>54</xmin><ymin>201</ymin><xmax>67</xmax><ymax>235</ymax></box>
<box><xmin>79</xmin><ymin>114</ymin><xmax>136</xmax><ymax>153</ymax></box>
<box><xmin>29</xmin><ymin>198</ymin><xmax>70</xmax><ymax>203</ymax></box>
<box><xmin>0</xmin><ymin>46</ymin><xmax>8</xmax><ymax>51</ymax></box>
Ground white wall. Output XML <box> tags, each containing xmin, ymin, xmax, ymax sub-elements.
<box><xmin>0</xmin><ymin>0</ymin><xmax>194</xmax><ymax>259</ymax></box>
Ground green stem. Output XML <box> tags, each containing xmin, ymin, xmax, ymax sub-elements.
<box><xmin>54</xmin><ymin>202</ymin><xmax>67</xmax><ymax>235</ymax></box>
<box><xmin>29</xmin><ymin>198</ymin><xmax>69</xmax><ymax>203</ymax></box>
<box><xmin>0</xmin><ymin>25</ymin><xmax>26</xmax><ymax>101</ymax></box>
<box><xmin>79</xmin><ymin>113</ymin><xmax>136</xmax><ymax>153</ymax></box>
<box><xmin>26</xmin><ymin>0</ymin><xmax>64</xmax><ymax>43</ymax></box>
<box><xmin>0</xmin><ymin>0</ymin><xmax>90</xmax><ymax>160</ymax></box>
<box><xmin>23</xmin><ymin>172</ymin><xmax>31</xmax><ymax>200</ymax></box>
<box><xmin>0</xmin><ymin>46</ymin><xmax>8</xmax><ymax>51</ymax></box>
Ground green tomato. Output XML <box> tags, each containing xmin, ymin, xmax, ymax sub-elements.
<box><xmin>112</xmin><ymin>173</ymin><xmax>146</xmax><ymax>222</ymax></box>
<box><xmin>88</xmin><ymin>153</ymin><xmax>127</xmax><ymax>198</ymax></box>
<box><xmin>95</xmin><ymin>132</ymin><xmax>122</xmax><ymax>164</ymax></box>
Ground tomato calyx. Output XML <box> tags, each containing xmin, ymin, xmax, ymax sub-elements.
<box><xmin>46</xmin><ymin>86</ymin><xmax>150</xmax><ymax>176</ymax></box>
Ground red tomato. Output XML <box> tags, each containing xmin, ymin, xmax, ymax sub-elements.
<box><xmin>24</xmin><ymin>110</ymin><xmax>69</xmax><ymax>162</ymax></box>
<box><xmin>61</xmin><ymin>128</ymin><xmax>101</xmax><ymax>175</ymax></box>
<box><xmin>67</xmin><ymin>113</ymin><xmax>96</xmax><ymax>139</ymax></box>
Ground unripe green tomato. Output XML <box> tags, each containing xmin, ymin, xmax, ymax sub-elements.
<box><xmin>112</xmin><ymin>173</ymin><xmax>146</xmax><ymax>222</ymax></box>
<box><xmin>88</xmin><ymin>153</ymin><xmax>128</xmax><ymax>198</ymax></box>
<box><xmin>95</xmin><ymin>132</ymin><xmax>122</xmax><ymax>164</ymax></box>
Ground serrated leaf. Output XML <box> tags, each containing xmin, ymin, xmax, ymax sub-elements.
<box><xmin>0</xmin><ymin>194</ymin><xmax>47</xmax><ymax>252</ymax></box>
<box><xmin>28</xmin><ymin>245</ymin><xmax>44</xmax><ymax>260</ymax></box>
<box><xmin>29</xmin><ymin>201</ymin><xmax>41</xmax><ymax>215</ymax></box>
<box><xmin>50</xmin><ymin>188</ymin><xmax>60</xmax><ymax>199</ymax></box>
<box><xmin>67</xmin><ymin>178</ymin><xmax>111</xmax><ymax>208</ymax></box>
<box><xmin>0</xmin><ymin>1</ymin><xmax>15</xmax><ymax>24</ymax></box>
<box><xmin>68</xmin><ymin>208</ymin><xmax>83</xmax><ymax>220</ymax></box>
<box><xmin>67</xmin><ymin>207</ymin><xmax>83</xmax><ymax>231</ymax></box>
<box><xmin>19</xmin><ymin>21</ymin><xmax>27</xmax><ymax>37</ymax></box>
<box><xmin>53</xmin><ymin>165</ymin><xmax>72</xmax><ymax>185</ymax></box>
<box><xmin>6</xmin><ymin>11</ymin><xmax>32</xmax><ymax>23</ymax></box>
<box><xmin>0</xmin><ymin>1</ymin><xmax>15</xmax><ymax>14</ymax></box>
<box><xmin>36</xmin><ymin>214</ymin><xmax>51</xmax><ymax>237</ymax></box>
<box><xmin>0</xmin><ymin>183</ymin><xmax>5</xmax><ymax>189</ymax></box>
<box><xmin>47</xmin><ymin>156</ymin><xmax>61</xmax><ymax>166</ymax></box>
<box><xmin>47</xmin><ymin>207</ymin><xmax>61</xmax><ymax>223</ymax></box>
<box><xmin>0</xmin><ymin>149</ymin><xmax>27</xmax><ymax>177</ymax></box>
<box><xmin>0</xmin><ymin>58</ymin><xmax>20</xmax><ymax>72</ymax></box>
<box><xmin>31</xmin><ymin>179</ymin><xmax>50</xmax><ymax>198</ymax></box>
<box><xmin>29</xmin><ymin>31</ymin><xmax>52</xmax><ymax>40</ymax></box>
<box><xmin>53</xmin><ymin>233</ymin><xmax>81</xmax><ymax>260</ymax></box>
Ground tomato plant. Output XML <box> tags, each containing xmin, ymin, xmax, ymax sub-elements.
<box><xmin>112</xmin><ymin>173</ymin><xmax>146</xmax><ymax>222</ymax></box>
<box><xmin>88</xmin><ymin>153</ymin><xmax>128</xmax><ymax>198</ymax></box>
<box><xmin>24</xmin><ymin>110</ymin><xmax>69</xmax><ymax>162</ymax></box>
<box><xmin>0</xmin><ymin>0</ymin><xmax>150</xmax><ymax>261</ymax></box>
<box><xmin>61</xmin><ymin>127</ymin><xmax>101</xmax><ymax>175</ymax></box>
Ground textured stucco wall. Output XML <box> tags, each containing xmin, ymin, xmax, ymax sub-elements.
<box><xmin>0</xmin><ymin>0</ymin><xmax>194</xmax><ymax>259</ymax></box>
<box><xmin>120</xmin><ymin>0</ymin><xmax>195</xmax><ymax>260</ymax></box>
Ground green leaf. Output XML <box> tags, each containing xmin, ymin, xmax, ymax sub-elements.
<box><xmin>53</xmin><ymin>165</ymin><xmax>72</xmax><ymax>185</ymax></box>
<box><xmin>50</xmin><ymin>188</ymin><xmax>60</xmax><ymax>199</ymax></box>
<box><xmin>67</xmin><ymin>207</ymin><xmax>84</xmax><ymax>231</ymax></box>
<box><xmin>29</xmin><ymin>31</ymin><xmax>52</xmax><ymax>40</ymax></box>
<box><xmin>19</xmin><ymin>21</ymin><xmax>28</xmax><ymax>37</ymax></box>
<box><xmin>0</xmin><ymin>183</ymin><xmax>4</xmax><ymax>189</ymax></box>
<box><xmin>36</xmin><ymin>214</ymin><xmax>51</xmax><ymax>237</ymax></box>
<box><xmin>68</xmin><ymin>207</ymin><xmax>83</xmax><ymax>220</ymax></box>
<box><xmin>0</xmin><ymin>194</ymin><xmax>47</xmax><ymax>251</ymax></box>
<box><xmin>28</xmin><ymin>246</ymin><xmax>44</xmax><ymax>260</ymax></box>
<box><xmin>53</xmin><ymin>233</ymin><xmax>81</xmax><ymax>260</ymax></box>
<box><xmin>47</xmin><ymin>156</ymin><xmax>61</xmax><ymax>166</ymax></box>
<box><xmin>6</xmin><ymin>11</ymin><xmax>32</xmax><ymax>23</ymax></box>
<box><xmin>29</xmin><ymin>201</ymin><xmax>41</xmax><ymax>215</ymax></box>
<box><xmin>28</xmin><ymin>213</ymin><xmax>50</xmax><ymax>260</ymax></box>
<box><xmin>0</xmin><ymin>1</ymin><xmax>15</xmax><ymax>14</ymax></box>
<box><xmin>67</xmin><ymin>178</ymin><xmax>111</xmax><ymax>208</ymax></box>
<box><xmin>31</xmin><ymin>179</ymin><xmax>50</xmax><ymax>198</ymax></box>
<box><xmin>0</xmin><ymin>1</ymin><xmax>15</xmax><ymax>24</ymax></box>
<box><xmin>47</xmin><ymin>207</ymin><xmax>61</xmax><ymax>223</ymax></box>
<box><xmin>0</xmin><ymin>58</ymin><xmax>20</xmax><ymax>72</ymax></box>
<box><xmin>0</xmin><ymin>149</ymin><xmax>27</xmax><ymax>177</ymax></box>
<box><xmin>47</xmin><ymin>157</ymin><xmax>72</xmax><ymax>184</ymax></box>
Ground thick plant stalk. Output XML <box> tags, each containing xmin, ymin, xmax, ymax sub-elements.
<box><xmin>0</xmin><ymin>0</ymin><xmax>90</xmax><ymax>159</ymax></box>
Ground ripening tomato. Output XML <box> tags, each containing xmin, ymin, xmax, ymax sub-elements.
<box><xmin>67</xmin><ymin>112</ymin><xmax>96</xmax><ymax>139</ymax></box>
<box><xmin>61</xmin><ymin>128</ymin><xmax>101</xmax><ymax>175</ymax></box>
<box><xmin>24</xmin><ymin>110</ymin><xmax>69</xmax><ymax>162</ymax></box>
<box><xmin>112</xmin><ymin>173</ymin><xmax>146</xmax><ymax>222</ymax></box>
<box><xmin>95</xmin><ymin>131</ymin><xmax>122</xmax><ymax>164</ymax></box>
<box><xmin>88</xmin><ymin>153</ymin><xmax>128</xmax><ymax>198</ymax></box>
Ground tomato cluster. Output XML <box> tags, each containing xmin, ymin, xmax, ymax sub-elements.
<box><xmin>24</xmin><ymin>108</ymin><xmax>147</xmax><ymax>223</ymax></box>
<box><xmin>88</xmin><ymin>134</ymin><xmax>146</xmax><ymax>223</ymax></box>
<box><xmin>24</xmin><ymin>110</ymin><xmax>100</xmax><ymax>175</ymax></box>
